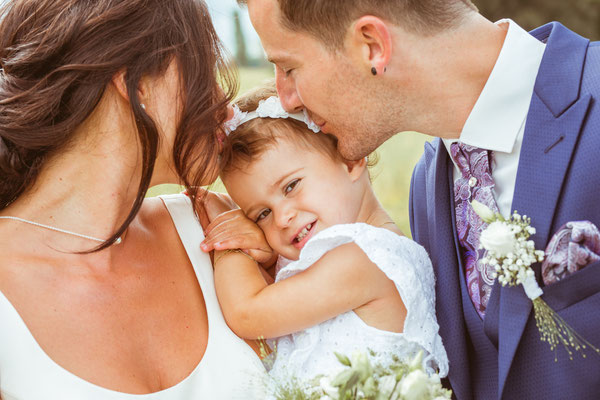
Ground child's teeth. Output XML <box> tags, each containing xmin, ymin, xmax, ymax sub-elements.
<box><xmin>296</xmin><ymin>223</ymin><xmax>313</xmax><ymax>242</ymax></box>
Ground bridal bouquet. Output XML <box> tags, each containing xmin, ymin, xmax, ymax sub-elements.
<box><xmin>271</xmin><ymin>350</ymin><xmax>451</xmax><ymax>400</ymax></box>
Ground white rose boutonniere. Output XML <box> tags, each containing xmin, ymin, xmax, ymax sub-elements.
<box><xmin>479</xmin><ymin>221</ymin><xmax>515</xmax><ymax>257</ymax></box>
<box><xmin>471</xmin><ymin>200</ymin><xmax>600</xmax><ymax>361</ymax></box>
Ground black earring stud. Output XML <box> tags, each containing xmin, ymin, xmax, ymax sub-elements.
<box><xmin>371</xmin><ymin>67</ymin><xmax>377</xmax><ymax>76</ymax></box>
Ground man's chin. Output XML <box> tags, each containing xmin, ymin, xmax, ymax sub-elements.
<box><xmin>337</xmin><ymin>144</ymin><xmax>371</xmax><ymax>161</ymax></box>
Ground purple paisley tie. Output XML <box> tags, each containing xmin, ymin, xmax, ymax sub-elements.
<box><xmin>451</xmin><ymin>142</ymin><xmax>499</xmax><ymax>318</ymax></box>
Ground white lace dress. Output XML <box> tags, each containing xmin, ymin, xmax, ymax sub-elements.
<box><xmin>269</xmin><ymin>223</ymin><xmax>449</xmax><ymax>384</ymax></box>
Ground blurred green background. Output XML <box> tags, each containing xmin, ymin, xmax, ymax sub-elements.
<box><xmin>149</xmin><ymin>0</ymin><xmax>600</xmax><ymax>237</ymax></box>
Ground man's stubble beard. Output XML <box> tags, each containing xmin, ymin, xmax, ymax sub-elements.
<box><xmin>327</xmin><ymin>65</ymin><xmax>404</xmax><ymax>160</ymax></box>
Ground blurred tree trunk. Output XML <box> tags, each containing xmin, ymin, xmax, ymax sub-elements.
<box><xmin>233</xmin><ymin>9</ymin><xmax>249</xmax><ymax>66</ymax></box>
<box><xmin>474</xmin><ymin>0</ymin><xmax>600</xmax><ymax>40</ymax></box>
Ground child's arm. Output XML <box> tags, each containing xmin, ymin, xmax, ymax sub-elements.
<box><xmin>213</xmin><ymin>242</ymin><xmax>397</xmax><ymax>339</ymax></box>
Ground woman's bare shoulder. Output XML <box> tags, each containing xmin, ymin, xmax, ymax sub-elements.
<box><xmin>137</xmin><ymin>196</ymin><xmax>179</xmax><ymax>240</ymax></box>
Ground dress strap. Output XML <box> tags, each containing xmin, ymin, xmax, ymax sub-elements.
<box><xmin>159</xmin><ymin>194</ymin><xmax>218</xmax><ymax>316</ymax></box>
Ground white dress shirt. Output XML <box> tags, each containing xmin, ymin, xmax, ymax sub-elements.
<box><xmin>443</xmin><ymin>19</ymin><xmax>546</xmax><ymax>218</ymax></box>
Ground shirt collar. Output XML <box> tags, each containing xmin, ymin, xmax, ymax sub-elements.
<box><xmin>443</xmin><ymin>19</ymin><xmax>546</xmax><ymax>156</ymax></box>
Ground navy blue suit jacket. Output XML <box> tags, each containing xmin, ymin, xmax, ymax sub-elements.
<box><xmin>410</xmin><ymin>22</ymin><xmax>600</xmax><ymax>400</ymax></box>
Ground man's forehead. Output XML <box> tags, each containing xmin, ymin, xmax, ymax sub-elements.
<box><xmin>247</xmin><ymin>0</ymin><xmax>279</xmax><ymax>30</ymax></box>
<box><xmin>248</xmin><ymin>0</ymin><xmax>301</xmax><ymax>52</ymax></box>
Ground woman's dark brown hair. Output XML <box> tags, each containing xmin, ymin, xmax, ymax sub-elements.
<box><xmin>0</xmin><ymin>0</ymin><xmax>236</xmax><ymax>250</ymax></box>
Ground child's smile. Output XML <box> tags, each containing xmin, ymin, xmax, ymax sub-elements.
<box><xmin>223</xmin><ymin>138</ymin><xmax>368</xmax><ymax>260</ymax></box>
<box><xmin>292</xmin><ymin>220</ymin><xmax>317</xmax><ymax>249</ymax></box>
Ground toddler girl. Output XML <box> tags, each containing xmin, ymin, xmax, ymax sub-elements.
<box><xmin>201</xmin><ymin>84</ymin><xmax>448</xmax><ymax>384</ymax></box>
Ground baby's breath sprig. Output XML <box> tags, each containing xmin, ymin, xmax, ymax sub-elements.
<box><xmin>472</xmin><ymin>200</ymin><xmax>600</xmax><ymax>361</ymax></box>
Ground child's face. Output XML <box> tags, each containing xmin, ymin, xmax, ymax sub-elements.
<box><xmin>223</xmin><ymin>139</ymin><xmax>366</xmax><ymax>260</ymax></box>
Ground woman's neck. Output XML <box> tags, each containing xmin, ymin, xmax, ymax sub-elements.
<box><xmin>1</xmin><ymin>88</ymin><xmax>144</xmax><ymax>251</ymax></box>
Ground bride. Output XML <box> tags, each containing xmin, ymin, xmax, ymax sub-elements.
<box><xmin>0</xmin><ymin>0</ymin><xmax>266</xmax><ymax>398</ymax></box>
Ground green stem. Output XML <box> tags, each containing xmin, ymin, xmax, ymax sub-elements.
<box><xmin>388</xmin><ymin>381</ymin><xmax>400</xmax><ymax>400</ymax></box>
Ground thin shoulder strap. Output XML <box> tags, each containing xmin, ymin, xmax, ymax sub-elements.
<box><xmin>159</xmin><ymin>194</ymin><xmax>204</xmax><ymax>240</ymax></box>
<box><xmin>158</xmin><ymin>194</ymin><xmax>218</xmax><ymax>306</ymax></box>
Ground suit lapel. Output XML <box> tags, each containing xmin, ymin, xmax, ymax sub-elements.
<box><xmin>426</xmin><ymin>140</ymin><xmax>473</xmax><ymax>400</ymax></box>
<box><xmin>497</xmin><ymin>22</ymin><xmax>592</xmax><ymax>398</ymax></box>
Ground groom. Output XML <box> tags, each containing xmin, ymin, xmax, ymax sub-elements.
<box><xmin>239</xmin><ymin>0</ymin><xmax>600</xmax><ymax>398</ymax></box>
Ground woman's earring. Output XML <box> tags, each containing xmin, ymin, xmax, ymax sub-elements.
<box><xmin>141</xmin><ymin>103</ymin><xmax>146</xmax><ymax>110</ymax></box>
<box><xmin>371</xmin><ymin>67</ymin><xmax>377</xmax><ymax>76</ymax></box>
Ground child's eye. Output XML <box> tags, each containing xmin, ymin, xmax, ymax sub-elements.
<box><xmin>284</xmin><ymin>179</ymin><xmax>300</xmax><ymax>194</ymax></box>
<box><xmin>284</xmin><ymin>68</ymin><xmax>294</xmax><ymax>77</ymax></box>
<box><xmin>255</xmin><ymin>209</ymin><xmax>271</xmax><ymax>222</ymax></box>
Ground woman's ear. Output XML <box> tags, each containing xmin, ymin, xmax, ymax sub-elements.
<box><xmin>344</xmin><ymin>157</ymin><xmax>368</xmax><ymax>182</ymax></box>
<box><xmin>111</xmin><ymin>69</ymin><xmax>130</xmax><ymax>102</ymax></box>
<box><xmin>111</xmin><ymin>69</ymin><xmax>148</xmax><ymax>106</ymax></box>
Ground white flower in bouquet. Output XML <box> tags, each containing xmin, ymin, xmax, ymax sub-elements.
<box><xmin>479</xmin><ymin>221</ymin><xmax>515</xmax><ymax>257</ymax></box>
<box><xmin>271</xmin><ymin>350</ymin><xmax>451</xmax><ymax>400</ymax></box>
<box><xmin>377</xmin><ymin>375</ymin><xmax>398</xmax><ymax>399</ymax></box>
<box><xmin>399</xmin><ymin>370</ymin><xmax>430</xmax><ymax>400</ymax></box>
<box><xmin>319</xmin><ymin>376</ymin><xmax>339</xmax><ymax>399</ymax></box>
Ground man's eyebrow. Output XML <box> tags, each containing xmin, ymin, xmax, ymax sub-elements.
<box><xmin>267</xmin><ymin>54</ymin><xmax>289</xmax><ymax>64</ymax></box>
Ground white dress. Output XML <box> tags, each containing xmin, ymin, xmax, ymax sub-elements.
<box><xmin>0</xmin><ymin>194</ymin><xmax>267</xmax><ymax>400</ymax></box>
<box><xmin>270</xmin><ymin>223</ymin><xmax>449</xmax><ymax>384</ymax></box>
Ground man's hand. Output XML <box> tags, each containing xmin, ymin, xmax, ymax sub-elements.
<box><xmin>201</xmin><ymin>209</ymin><xmax>277</xmax><ymax>267</ymax></box>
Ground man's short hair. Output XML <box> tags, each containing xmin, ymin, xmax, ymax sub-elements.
<box><xmin>237</xmin><ymin>0</ymin><xmax>477</xmax><ymax>49</ymax></box>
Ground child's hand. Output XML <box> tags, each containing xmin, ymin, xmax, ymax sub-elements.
<box><xmin>201</xmin><ymin>209</ymin><xmax>277</xmax><ymax>266</ymax></box>
<box><xmin>183</xmin><ymin>188</ymin><xmax>238</xmax><ymax>229</ymax></box>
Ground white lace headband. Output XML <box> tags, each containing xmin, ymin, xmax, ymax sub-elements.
<box><xmin>223</xmin><ymin>96</ymin><xmax>320</xmax><ymax>136</ymax></box>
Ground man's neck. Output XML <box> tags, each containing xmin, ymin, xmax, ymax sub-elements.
<box><xmin>390</xmin><ymin>13</ymin><xmax>508</xmax><ymax>139</ymax></box>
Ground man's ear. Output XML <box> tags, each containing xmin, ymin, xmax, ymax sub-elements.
<box><xmin>345</xmin><ymin>157</ymin><xmax>368</xmax><ymax>182</ymax></box>
<box><xmin>349</xmin><ymin>16</ymin><xmax>392</xmax><ymax>75</ymax></box>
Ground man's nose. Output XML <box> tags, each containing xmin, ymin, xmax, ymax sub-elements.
<box><xmin>275</xmin><ymin>67</ymin><xmax>303</xmax><ymax>113</ymax></box>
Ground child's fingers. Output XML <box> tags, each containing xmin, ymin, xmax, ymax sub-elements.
<box><xmin>204</xmin><ymin>209</ymin><xmax>244</xmax><ymax>235</ymax></box>
<box><xmin>203</xmin><ymin>192</ymin><xmax>238</xmax><ymax>221</ymax></box>
<box><xmin>202</xmin><ymin>227</ymin><xmax>258</xmax><ymax>251</ymax></box>
<box><xmin>207</xmin><ymin>237</ymin><xmax>248</xmax><ymax>252</ymax></box>
<box><xmin>201</xmin><ymin>229</ymin><xmax>239</xmax><ymax>251</ymax></box>
<box><xmin>203</xmin><ymin>218</ymin><xmax>252</xmax><ymax>245</ymax></box>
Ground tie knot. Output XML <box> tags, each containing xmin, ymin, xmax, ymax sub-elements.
<box><xmin>450</xmin><ymin>142</ymin><xmax>493</xmax><ymax>181</ymax></box>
